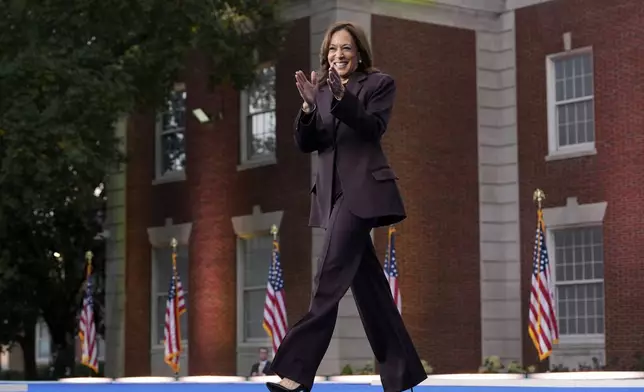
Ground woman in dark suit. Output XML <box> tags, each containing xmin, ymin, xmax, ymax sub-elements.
<box><xmin>266</xmin><ymin>21</ymin><xmax>427</xmax><ymax>392</ymax></box>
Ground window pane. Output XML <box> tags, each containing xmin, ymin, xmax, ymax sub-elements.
<box><xmin>160</xmin><ymin>88</ymin><xmax>187</xmax><ymax>175</ymax></box>
<box><xmin>244</xmin><ymin>288</ymin><xmax>268</xmax><ymax>340</ymax></box>
<box><xmin>242</xmin><ymin>236</ymin><xmax>273</xmax><ymax>288</ymax></box>
<box><xmin>553</xmin><ymin>227</ymin><xmax>603</xmax><ymax>282</ymax></box>
<box><xmin>246</xmin><ymin>65</ymin><xmax>277</xmax><ymax>161</ymax></box>
<box><xmin>157</xmin><ymin>293</ymin><xmax>189</xmax><ymax>345</ymax></box>
<box><xmin>556</xmin><ymin>101</ymin><xmax>595</xmax><ymax>147</ymax></box>
<box><xmin>556</xmin><ymin>282</ymin><xmax>604</xmax><ymax>336</ymax></box>
<box><xmin>162</xmin><ymin>89</ymin><xmax>187</xmax><ymax>129</ymax></box>
<box><xmin>247</xmin><ymin>112</ymin><xmax>276</xmax><ymax>159</ymax></box>
<box><xmin>553</xmin><ymin>53</ymin><xmax>593</xmax><ymax>101</ymax></box>
<box><xmin>248</xmin><ymin>66</ymin><xmax>276</xmax><ymax>114</ymax></box>
<box><xmin>553</xmin><ymin>53</ymin><xmax>594</xmax><ymax>148</ymax></box>
<box><xmin>161</xmin><ymin>131</ymin><xmax>186</xmax><ymax>174</ymax></box>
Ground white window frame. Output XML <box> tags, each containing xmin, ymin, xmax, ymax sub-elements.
<box><xmin>154</xmin><ymin>82</ymin><xmax>187</xmax><ymax>184</ymax></box>
<box><xmin>238</xmin><ymin>63</ymin><xmax>277</xmax><ymax>171</ymax></box>
<box><xmin>148</xmin><ymin>219</ymin><xmax>192</xmax><ymax>351</ymax></box>
<box><xmin>231</xmin><ymin>205</ymin><xmax>283</xmax><ymax>349</ymax></box>
<box><xmin>542</xmin><ymin>197</ymin><xmax>607</xmax><ymax>347</ymax></box>
<box><xmin>545</xmin><ymin>46</ymin><xmax>597</xmax><ymax>161</ymax></box>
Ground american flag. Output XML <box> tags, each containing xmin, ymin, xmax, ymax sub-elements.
<box><xmin>79</xmin><ymin>264</ymin><xmax>98</xmax><ymax>373</ymax></box>
<box><xmin>528</xmin><ymin>211</ymin><xmax>559</xmax><ymax>360</ymax></box>
<box><xmin>164</xmin><ymin>264</ymin><xmax>186</xmax><ymax>373</ymax></box>
<box><xmin>262</xmin><ymin>238</ymin><xmax>288</xmax><ymax>355</ymax></box>
<box><xmin>384</xmin><ymin>225</ymin><xmax>401</xmax><ymax>314</ymax></box>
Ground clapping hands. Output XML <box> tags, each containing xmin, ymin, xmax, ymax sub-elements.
<box><xmin>327</xmin><ymin>66</ymin><xmax>345</xmax><ymax>100</ymax></box>
<box><xmin>295</xmin><ymin>66</ymin><xmax>346</xmax><ymax>109</ymax></box>
<box><xmin>295</xmin><ymin>70</ymin><xmax>318</xmax><ymax>107</ymax></box>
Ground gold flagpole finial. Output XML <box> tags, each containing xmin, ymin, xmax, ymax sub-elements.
<box><xmin>170</xmin><ymin>238</ymin><xmax>178</xmax><ymax>270</ymax></box>
<box><xmin>533</xmin><ymin>188</ymin><xmax>546</xmax><ymax>210</ymax></box>
<box><xmin>85</xmin><ymin>251</ymin><xmax>93</xmax><ymax>265</ymax></box>
<box><xmin>270</xmin><ymin>224</ymin><xmax>278</xmax><ymax>240</ymax></box>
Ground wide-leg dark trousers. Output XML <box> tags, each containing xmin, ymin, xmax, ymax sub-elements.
<box><xmin>270</xmin><ymin>194</ymin><xmax>427</xmax><ymax>392</ymax></box>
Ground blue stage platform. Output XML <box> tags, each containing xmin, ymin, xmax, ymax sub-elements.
<box><xmin>3</xmin><ymin>373</ymin><xmax>644</xmax><ymax>392</ymax></box>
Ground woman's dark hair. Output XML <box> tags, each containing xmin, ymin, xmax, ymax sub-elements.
<box><xmin>317</xmin><ymin>21</ymin><xmax>378</xmax><ymax>86</ymax></box>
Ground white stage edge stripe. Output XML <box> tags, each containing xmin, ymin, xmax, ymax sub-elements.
<box><xmin>59</xmin><ymin>378</ymin><xmax>113</xmax><ymax>383</ymax></box>
<box><xmin>114</xmin><ymin>377</ymin><xmax>175</xmax><ymax>383</ymax></box>
<box><xmin>180</xmin><ymin>376</ymin><xmax>247</xmax><ymax>383</ymax></box>
<box><xmin>369</xmin><ymin>372</ymin><xmax>644</xmax><ymax>387</ymax></box>
<box><xmin>0</xmin><ymin>386</ymin><xmax>28</xmax><ymax>392</ymax></box>
<box><xmin>327</xmin><ymin>375</ymin><xmax>377</xmax><ymax>383</ymax></box>
<box><xmin>530</xmin><ymin>372</ymin><xmax>644</xmax><ymax>380</ymax></box>
<box><xmin>248</xmin><ymin>376</ymin><xmax>327</xmax><ymax>384</ymax></box>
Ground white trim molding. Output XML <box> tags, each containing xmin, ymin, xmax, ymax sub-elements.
<box><xmin>231</xmin><ymin>205</ymin><xmax>284</xmax><ymax>239</ymax></box>
<box><xmin>542</xmin><ymin>197</ymin><xmax>607</xmax><ymax>229</ymax></box>
<box><xmin>147</xmin><ymin>219</ymin><xmax>193</xmax><ymax>248</ymax></box>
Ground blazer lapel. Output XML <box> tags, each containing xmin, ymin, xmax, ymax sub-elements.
<box><xmin>345</xmin><ymin>71</ymin><xmax>367</xmax><ymax>99</ymax></box>
<box><xmin>333</xmin><ymin>71</ymin><xmax>367</xmax><ymax>134</ymax></box>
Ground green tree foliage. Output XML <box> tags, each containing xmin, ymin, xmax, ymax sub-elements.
<box><xmin>0</xmin><ymin>0</ymin><xmax>288</xmax><ymax>379</ymax></box>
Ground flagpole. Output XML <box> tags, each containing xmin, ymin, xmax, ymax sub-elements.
<box><xmin>85</xmin><ymin>251</ymin><xmax>93</xmax><ymax>377</ymax></box>
<box><xmin>171</xmin><ymin>237</ymin><xmax>179</xmax><ymax>381</ymax></box>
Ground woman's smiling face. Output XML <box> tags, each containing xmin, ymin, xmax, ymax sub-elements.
<box><xmin>327</xmin><ymin>28</ymin><xmax>358</xmax><ymax>80</ymax></box>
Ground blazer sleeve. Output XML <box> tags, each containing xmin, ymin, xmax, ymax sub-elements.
<box><xmin>293</xmin><ymin>107</ymin><xmax>323</xmax><ymax>153</ymax></box>
<box><xmin>329</xmin><ymin>74</ymin><xmax>396</xmax><ymax>141</ymax></box>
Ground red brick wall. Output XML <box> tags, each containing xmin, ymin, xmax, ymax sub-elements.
<box><xmin>371</xmin><ymin>16</ymin><xmax>480</xmax><ymax>374</ymax></box>
<box><xmin>185</xmin><ymin>17</ymin><xmax>311</xmax><ymax>375</ymax></box>
<box><xmin>516</xmin><ymin>0</ymin><xmax>644</xmax><ymax>369</ymax></box>
<box><xmin>232</xmin><ymin>16</ymin><xmax>312</xmax><ymax>327</ymax></box>
<box><xmin>124</xmin><ymin>112</ymin><xmax>155</xmax><ymax>376</ymax></box>
<box><xmin>123</xmin><ymin>18</ymin><xmax>311</xmax><ymax>376</ymax></box>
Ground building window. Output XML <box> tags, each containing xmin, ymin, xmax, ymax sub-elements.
<box><xmin>239</xmin><ymin>235</ymin><xmax>273</xmax><ymax>341</ymax></box>
<box><xmin>152</xmin><ymin>244</ymin><xmax>189</xmax><ymax>346</ymax></box>
<box><xmin>546</xmin><ymin>48</ymin><xmax>595</xmax><ymax>157</ymax></box>
<box><xmin>240</xmin><ymin>65</ymin><xmax>276</xmax><ymax>167</ymax></box>
<box><xmin>156</xmin><ymin>84</ymin><xmax>187</xmax><ymax>181</ymax></box>
<box><xmin>552</xmin><ymin>226</ymin><xmax>604</xmax><ymax>337</ymax></box>
<box><xmin>35</xmin><ymin>320</ymin><xmax>51</xmax><ymax>364</ymax></box>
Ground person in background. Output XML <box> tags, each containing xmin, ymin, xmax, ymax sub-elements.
<box><xmin>250</xmin><ymin>347</ymin><xmax>274</xmax><ymax>377</ymax></box>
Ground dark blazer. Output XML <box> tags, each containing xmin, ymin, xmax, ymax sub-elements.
<box><xmin>250</xmin><ymin>360</ymin><xmax>273</xmax><ymax>376</ymax></box>
<box><xmin>294</xmin><ymin>71</ymin><xmax>406</xmax><ymax>229</ymax></box>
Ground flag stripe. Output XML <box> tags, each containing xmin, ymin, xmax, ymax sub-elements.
<box><xmin>263</xmin><ymin>239</ymin><xmax>288</xmax><ymax>354</ymax></box>
<box><xmin>528</xmin><ymin>211</ymin><xmax>559</xmax><ymax>361</ymax></box>
<box><xmin>79</xmin><ymin>264</ymin><xmax>99</xmax><ymax>373</ymax></box>
<box><xmin>164</xmin><ymin>256</ymin><xmax>186</xmax><ymax>373</ymax></box>
<box><xmin>384</xmin><ymin>226</ymin><xmax>401</xmax><ymax>314</ymax></box>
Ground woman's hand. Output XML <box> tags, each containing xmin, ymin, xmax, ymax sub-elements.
<box><xmin>295</xmin><ymin>70</ymin><xmax>318</xmax><ymax>106</ymax></box>
<box><xmin>328</xmin><ymin>66</ymin><xmax>345</xmax><ymax>100</ymax></box>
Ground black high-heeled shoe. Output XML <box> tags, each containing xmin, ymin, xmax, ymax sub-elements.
<box><xmin>266</xmin><ymin>381</ymin><xmax>309</xmax><ymax>392</ymax></box>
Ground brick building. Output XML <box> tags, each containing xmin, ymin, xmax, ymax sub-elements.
<box><xmin>98</xmin><ymin>0</ymin><xmax>644</xmax><ymax>380</ymax></box>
